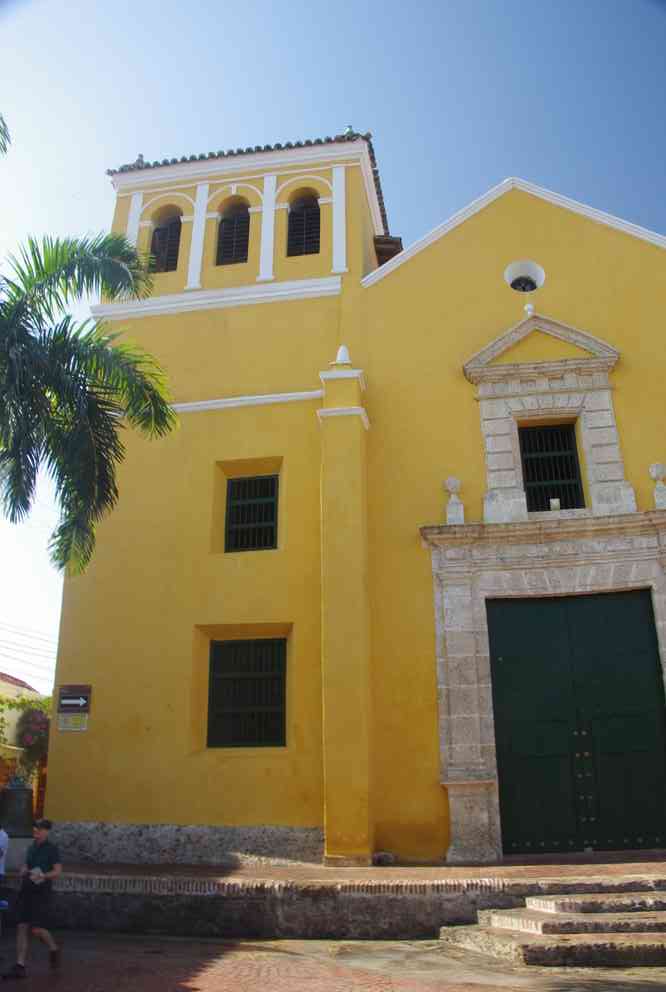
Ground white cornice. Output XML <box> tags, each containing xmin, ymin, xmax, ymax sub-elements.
<box><xmin>91</xmin><ymin>276</ymin><xmax>341</xmax><ymax>320</ymax></box>
<box><xmin>362</xmin><ymin>177</ymin><xmax>666</xmax><ymax>289</ymax></box>
<box><xmin>358</xmin><ymin>151</ymin><xmax>384</xmax><ymax>236</ymax></box>
<box><xmin>173</xmin><ymin>389</ymin><xmax>323</xmax><ymax>413</ymax></box>
<box><xmin>111</xmin><ymin>141</ymin><xmax>385</xmax><ymax>238</ymax></box>
<box><xmin>467</xmin><ymin>356</ymin><xmax>617</xmax><ymax>385</ymax></box>
<box><xmin>319</xmin><ymin>368</ymin><xmax>367</xmax><ymax>390</ymax></box>
<box><xmin>420</xmin><ymin>510</ymin><xmax>666</xmax><ymax>550</ymax></box>
<box><xmin>110</xmin><ymin>143</ymin><xmax>366</xmax><ymax>190</ymax></box>
<box><xmin>115</xmin><ymin>163</ymin><xmax>356</xmax><ymax>200</ymax></box>
<box><xmin>316</xmin><ymin>406</ymin><xmax>370</xmax><ymax>429</ymax></box>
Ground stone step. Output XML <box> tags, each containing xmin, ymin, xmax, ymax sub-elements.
<box><xmin>439</xmin><ymin>924</ymin><xmax>666</xmax><ymax>967</ymax></box>
<box><xmin>527</xmin><ymin>890</ymin><xmax>666</xmax><ymax>914</ymax></box>
<box><xmin>478</xmin><ymin>907</ymin><xmax>666</xmax><ymax>934</ymax></box>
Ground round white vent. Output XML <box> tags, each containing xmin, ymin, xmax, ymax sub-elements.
<box><xmin>504</xmin><ymin>260</ymin><xmax>545</xmax><ymax>293</ymax></box>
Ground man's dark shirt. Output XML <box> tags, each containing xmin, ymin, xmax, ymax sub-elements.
<box><xmin>24</xmin><ymin>840</ymin><xmax>60</xmax><ymax>893</ymax></box>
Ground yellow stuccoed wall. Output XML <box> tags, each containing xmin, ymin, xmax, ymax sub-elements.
<box><xmin>48</xmin><ymin>158</ymin><xmax>666</xmax><ymax>862</ymax></box>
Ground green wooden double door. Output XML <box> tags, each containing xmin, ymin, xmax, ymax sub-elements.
<box><xmin>487</xmin><ymin>591</ymin><xmax>666</xmax><ymax>855</ymax></box>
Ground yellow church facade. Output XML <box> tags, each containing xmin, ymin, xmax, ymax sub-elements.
<box><xmin>48</xmin><ymin>133</ymin><xmax>666</xmax><ymax>865</ymax></box>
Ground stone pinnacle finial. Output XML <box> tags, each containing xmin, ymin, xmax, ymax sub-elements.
<box><xmin>650</xmin><ymin>463</ymin><xmax>666</xmax><ymax>509</ymax></box>
<box><xmin>330</xmin><ymin>344</ymin><xmax>352</xmax><ymax>367</ymax></box>
<box><xmin>444</xmin><ymin>477</ymin><xmax>465</xmax><ymax>525</ymax></box>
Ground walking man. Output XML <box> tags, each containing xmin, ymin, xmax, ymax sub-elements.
<box><xmin>0</xmin><ymin>821</ymin><xmax>8</xmax><ymax>882</ymax></box>
<box><xmin>3</xmin><ymin>819</ymin><xmax>62</xmax><ymax>980</ymax></box>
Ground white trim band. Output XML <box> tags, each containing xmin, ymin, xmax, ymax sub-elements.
<box><xmin>317</xmin><ymin>406</ymin><xmax>370</xmax><ymax>430</ymax></box>
<box><xmin>91</xmin><ymin>276</ymin><xmax>342</xmax><ymax>320</ymax></box>
<box><xmin>319</xmin><ymin>369</ymin><xmax>367</xmax><ymax>390</ymax></box>
<box><xmin>173</xmin><ymin>389</ymin><xmax>324</xmax><ymax>414</ymax></box>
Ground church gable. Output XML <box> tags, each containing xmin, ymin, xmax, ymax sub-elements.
<box><xmin>463</xmin><ymin>313</ymin><xmax>619</xmax><ymax>383</ymax></box>
<box><xmin>489</xmin><ymin>329</ymin><xmax>593</xmax><ymax>366</ymax></box>
<box><xmin>362</xmin><ymin>177</ymin><xmax>666</xmax><ymax>289</ymax></box>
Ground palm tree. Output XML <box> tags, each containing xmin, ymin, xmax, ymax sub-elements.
<box><xmin>0</xmin><ymin>234</ymin><xmax>177</xmax><ymax>573</ymax></box>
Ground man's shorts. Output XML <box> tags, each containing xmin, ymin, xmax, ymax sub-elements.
<box><xmin>16</xmin><ymin>884</ymin><xmax>52</xmax><ymax>928</ymax></box>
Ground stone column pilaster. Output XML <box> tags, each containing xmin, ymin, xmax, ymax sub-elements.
<box><xmin>185</xmin><ymin>183</ymin><xmax>210</xmax><ymax>290</ymax></box>
<box><xmin>318</xmin><ymin>348</ymin><xmax>373</xmax><ymax>865</ymax></box>
<box><xmin>257</xmin><ymin>174</ymin><xmax>277</xmax><ymax>282</ymax></box>
<box><xmin>126</xmin><ymin>192</ymin><xmax>143</xmax><ymax>247</ymax></box>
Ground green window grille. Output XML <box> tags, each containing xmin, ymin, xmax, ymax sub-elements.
<box><xmin>519</xmin><ymin>423</ymin><xmax>585</xmax><ymax>512</ymax></box>
<box><xmin>150</xmin><ymin>217</ymin><xmax>181</xmax><ymax>272</ymax></box>
<box><xmin>207</xmin><ymin>639</ymin><xmax>286</xmax><ymax>748</ymax></box>
<box><xmin>225</xmin><ymin>475</ymin><xmax>278</xmax><ymax>552</ymax></box>
<box><xmin>216</xmin><ymin>209</ymin><xmax>250</xmax><ymax>265</ymax></box>
<box><xmin>287</xmin><ymin>197</ymin><xmax>320</xmax><ymax>256</ymax></box>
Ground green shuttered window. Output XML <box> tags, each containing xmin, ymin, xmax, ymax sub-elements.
<box><xmin>225</xmin><ymin>475</ymin><xmax>278</xmax><ymax>552</ymax></box>
<box><xmin>519</xmin><ymin>423</ymin><xmax>585</xmax><ymax>512</ymax></box>
<box><xmin>207</xmin><ymin>639</ymin><xmax>286</xmax><ymax>748</ymax></box>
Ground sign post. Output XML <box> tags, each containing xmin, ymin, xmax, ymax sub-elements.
<box><xmin>57</xmin><ymin>684</ymin><xmax>92</xmax><ymax>732</ymax></box>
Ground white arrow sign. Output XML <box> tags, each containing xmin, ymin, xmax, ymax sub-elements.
<box><xmin>61</xmin><ymin>697</ymin><xmax>87</xmax><ymax>707</ymax></box>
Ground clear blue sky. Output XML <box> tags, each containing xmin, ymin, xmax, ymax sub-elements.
<box><xmin>1</xmin><ymin>0</ymin><xmax>665</xmax><ymax>685</ymax></box>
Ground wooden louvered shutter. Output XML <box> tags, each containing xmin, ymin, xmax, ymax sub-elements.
<box><xmin>150</xmin><ymin>218</ymin><xmax>181</xmax><ymax>272</ymax></box>
<box><xmin>164</xmin><ymin>218</ymin><xmax>181</xmax><ymax>271</ymax></box>
<box><xmin>150</xmin><ymin>226</ymin><xmax>168</xmax><ymax>272</ymax></box>
<box><xmin>287</xmin><ymin>199</ymin><xmax>320</xmax><ymax>256</ymax></box>
<box><xmin>217</xmin><ymin>210</ymin><xmax>250</xmax><ymax>265</ymax></box>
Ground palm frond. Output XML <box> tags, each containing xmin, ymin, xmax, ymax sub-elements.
<box><xmin>42</xmin><ymin>318</ymin><xmax>177</xmax><ymax>438</ymax></box>
<box><xmin>0</xmin><ymin>308</ymin><xmax>176</xmax><ymax>573</ymax></box>
<box><xmin>0</xmin><ymin>114</ymin><xmax>9</xmax><ymax>155</ymax></box>
<box><xmin>4</xmin><ymin>234</ymin><xmax>153</xmax><ymax>319</ymax></box>
<box><xmin>73</xmin><ymin>324</ymin><xmax>177</xmax><ymax>437</ymax></box>
<box><xmin>48</xmin><ymin>502</ymin><xmax>97</xmax><ymax>577</ymax></box>
<box><xmin>42</xmin><ymin>392</ymin><xmax>124</xmax><ymax>574</ymax></box>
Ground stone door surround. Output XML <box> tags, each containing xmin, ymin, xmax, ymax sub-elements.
<box><xmin>463</xmin><ymin>314</ymin><xmax>637</xmax><ymax>523</ymax></box>
<box><xmin>420</xmin><ymin>511</ymin><xmax>666</xmax><ymax>864</ymax></box>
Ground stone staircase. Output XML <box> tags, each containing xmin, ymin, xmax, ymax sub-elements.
<box><xmin>439</xmin><ymin>889</ymin><xmax>666</xmax><ymax>966</ymax></box>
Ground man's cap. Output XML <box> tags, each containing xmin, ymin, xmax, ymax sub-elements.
<box><xmin>33</xmin><ymin>819</ymin><xmax>52</xmax><ymax>830</ymax></box>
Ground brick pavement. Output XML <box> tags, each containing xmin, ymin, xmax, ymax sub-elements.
<box><xmin>1</xmin><ymin>932</ymin><xmax>665</xmax><ymax>991</ymax></box>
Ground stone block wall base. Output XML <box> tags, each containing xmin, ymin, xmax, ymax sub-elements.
<box><xmin>323</xmin><ymin>854</ymin><xmax>372</xmax><ymax>867</ymax></box>
<box><xmin>53</xmin><ymin>821</ymin><xmax>324</xmax><ymax>866</ymax></box>
<box><xmin>445</xmin><ymin>782</ymin><xmax>502</xmax><ymax>865</ymax></box>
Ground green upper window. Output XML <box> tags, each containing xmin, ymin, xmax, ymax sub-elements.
<box><xmin>225</xmin><ymin>474</ymin><xmax>278</xmax><ymax>552</ymax></box>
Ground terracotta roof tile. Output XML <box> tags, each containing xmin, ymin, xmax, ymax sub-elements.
<box><xmin>0</xmin><ymin>672</ymin><xmax>38</xmax><ymax>692</ymax></box>
<box><xmin>107</xmin><ymin>131</ymin><xmax>389</xmax><ymax>234</ymax></box>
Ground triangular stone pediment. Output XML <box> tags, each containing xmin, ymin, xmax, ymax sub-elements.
<box><xmin>463</xmin><ymin>313</ymin><xmax>619</xmax><ymax>383</ymax></box>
